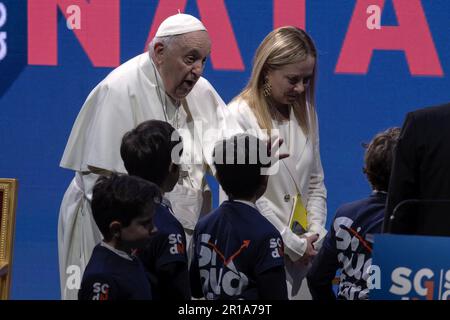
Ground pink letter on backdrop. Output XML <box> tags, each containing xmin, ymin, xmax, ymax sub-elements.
<box><xmin>274</xmin><ymin>0</ymin><xmax>306</xmax><ymax>30</ymax></box>
<box><xmin>143</xmin><ymin>0</ymin><xmax>187</xmax><ymax>49</ymax></box>
<box><xmin>335</xmin><ymin>0</ymin><xmax>443</xmax><ymax>76</ymax></box>
<box><xmin>196</xmin><ymin>0</ymin><xmax>244</xmax><ymax>70</ymax></box>
<box><xmin>28</xmin><ymin>0</ymin><xmax>120</xmax><ymax>67</ymax></box>
<box><xmin>144</xmin><ymin>0</ymin><xmax>244</xmax><ymax>71</ymax></box>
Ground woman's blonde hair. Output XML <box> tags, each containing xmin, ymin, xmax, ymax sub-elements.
<box><xmin>235</xmin><ymin>26</ymin><xmax>318</xmax><ymax>137</ymax></box>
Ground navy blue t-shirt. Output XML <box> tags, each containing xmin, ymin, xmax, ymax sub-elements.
<box><xmin>78</xmin><ymin>244</ymin><xmax>152</xmax><ymax>300</ymax></box>
<box><xmin>138</xmin><ymin>201</ymin><xmax>188</xmax><ymax>299</ymax></box>
<box><xmin>190</xmin><ymin>200</ymin><xmax>285</xmax><ymax>300</ymax></box>
<box><xmin>308</xmin><ymin>192</ymin><xmax>386</xmax><ymax>300</ymax></box>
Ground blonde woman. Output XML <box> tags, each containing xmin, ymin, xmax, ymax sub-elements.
<box><xmin>228</xmin><ymin>27</ymin><xmax>327</xmax><ymax>299</ymax></box>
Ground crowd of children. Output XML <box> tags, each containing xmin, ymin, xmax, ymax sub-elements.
<box><xmin>78</xmin><ymin>119</ymin><xmax>398</xmax><ymax>300</ymax></box>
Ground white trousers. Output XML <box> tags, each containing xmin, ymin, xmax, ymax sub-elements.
<box><xmin>285</xmin><ymin>257</ymin><xmax>312</xmax><ymax>300</ymax></box>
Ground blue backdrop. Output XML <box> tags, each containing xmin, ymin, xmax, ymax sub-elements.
<box><xmin>371</xmin><ymin>234</ymin><xmax>450</xmax><ymax>300</ymax></box>
<box><xmin>0</xmin><ymin>0</ymin><xmax>449</xmax><ymax>299</ymax></box>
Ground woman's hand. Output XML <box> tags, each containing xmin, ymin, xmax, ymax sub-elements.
<box><xmin>297</xmin><ymin>233</ymin><xmax>319</xmax><ymax>266</ymax></box>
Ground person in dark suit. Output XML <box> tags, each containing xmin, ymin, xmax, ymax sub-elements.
<box><xmin>384</xmin><ymin>102</ymin><xmax>450</xmax><ymax>235</ymax></box>
<box><xmin>307</xmin><ymin>128</ymin><xmax>400</xmax><ymax>300</ymax></box>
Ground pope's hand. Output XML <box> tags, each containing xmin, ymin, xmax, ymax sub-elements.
<box><xmin>268</xmin><ymin>136</ymin><xmax>289</xmax><ymax>161</ymax></box>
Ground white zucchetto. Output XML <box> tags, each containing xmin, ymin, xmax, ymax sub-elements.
<box><xmin>155</xmin><ymin>13</ymin><xmax>207</xmax><ymax>37</ymax></box>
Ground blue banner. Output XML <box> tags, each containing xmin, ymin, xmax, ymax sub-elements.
<box><xmin>371</xmin><ymin>234</ymin><xmax>450</xmax><ymax>300</ymax></box>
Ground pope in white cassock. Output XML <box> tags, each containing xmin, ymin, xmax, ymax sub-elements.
<box><xmin>58</xmin><ymin>14</ymin><xmax>237</xmax><ymax>300</ymax></box>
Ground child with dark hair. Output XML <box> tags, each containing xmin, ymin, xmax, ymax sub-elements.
<box><xmin>307</xmin><ymin>127</ymin><xmax>400</xmax><ymax>300</ymax></box>
<box><xmin>78</xmin><ymin>174</ymin><xmax>161</xmax><ymax>300</ymax></box>
<box><xmin>120</xmin><ymin>119</ymin><xmax>190</xmax><ymax>300</ymax></box>
<box><xmin>190</xmin><ymin>134</ymin><xmax>288</xmax><ymax>300</ymax></box>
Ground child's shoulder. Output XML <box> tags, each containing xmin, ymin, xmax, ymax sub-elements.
<box><xmin>82</xmin><ymin>248</ymin><xmax>121</xmax><ymax>286</ymax></box>
<box><xmin>253</xmin><ymin>214</ymin><xmax>281</xmax><ymax>238</ymax></box>
<box><xmin>336</xmin><ymin>197</ymin><xmax>371</xmax><ymax>215</ymax></box>
<box><xmin>154</xmin><ymin>203</ymin><xmax>184</xmax><ymax>234</ymax></box>
<box><xmin>334</xmin><ymin>193</ymin><xmax>386</xmax><ymax>221</ymax></box>
<box><xmin>196</xmin><ymin>206</ymin><xmax>223</xmax><ymax>229</ymax></box>
<box><xmin>85</xmin><ymin>245</ymin><xmax>120</xmax><ymax>271</ymax></box>
<box><xmin>194</xmin><ymin>202</ymin><xmax>242</xmax><ymax>234</ymax></box>
<box><xmin>227</xmin><ymin>201</ymin><xmax>281</xmax><ymax>237</ymax></box>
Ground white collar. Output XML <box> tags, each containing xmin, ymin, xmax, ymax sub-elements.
<box><xmin>161</xmin><ymin>196</ymin><xmax>175</xmax><ymax>215</ymax></box>
<box><xmin>100</xmin><ymin>242</ymin><xmax>133</xmax><ymax>261</ymax></box>
<box><xmin>149</xmin><ymin>59</ymin><xmax>183</xmax><ymax>128</ymax></box>
<box><xmin>161</xmin><ymin>196</ymin><xmax>172</xmax><ymax>208</ymax></box>
<box><xmin>150</xmin><ymin>59</ymin><xmax>180</xmax><ymax>106</ymax></box>
<box><xmin>233</xmin><ymin>199</ymin><xmax>258</xmax><ymax>210</ymax></box>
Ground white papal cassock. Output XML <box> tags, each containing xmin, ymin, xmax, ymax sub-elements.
<box><xmin>58</xmin><ymin>52</ymin><xmax>236</xmax><ymax>300</ymax></box>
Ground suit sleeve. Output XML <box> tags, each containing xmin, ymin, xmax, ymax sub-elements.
<box><xmin>384</xmin><ymin>112</ymin><xmax>419</xmax><ymax>232</ymax></box>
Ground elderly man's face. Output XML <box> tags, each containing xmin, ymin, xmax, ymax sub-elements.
<box><xmin>155</xmin><ymin>31</ymin><xmax>211</xmax><ymax>101</ymax></box>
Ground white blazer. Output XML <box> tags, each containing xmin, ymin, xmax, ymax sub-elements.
<box><xmin>227</xmin><ymin>99</ymin><xmax>327</xmax><ymax>261</ymax></box>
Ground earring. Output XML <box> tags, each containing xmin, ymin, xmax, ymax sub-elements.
<box><xmin>263</xmin><ymin>77</ymin><xmax>272</xmax><ymax>97</ymax></box>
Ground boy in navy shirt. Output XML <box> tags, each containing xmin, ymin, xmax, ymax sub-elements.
<box><xmin>121</xmin><ymin>120</ymin><xmax>190</xmax><ymax>300</ymax></box>
<box><xmin>190</xmin><ymin>134</ymin><xmax>288</xmax><ymax>300</ymax></box>
<box><xmin>78</xmin><ymin>174</ymin><xmax>161</xmax><ymax>300</ymax></box>
<box><xmin>307</xmin><ymin>127</ymin><xmax>400</xmax><ymax>300</ymax></box>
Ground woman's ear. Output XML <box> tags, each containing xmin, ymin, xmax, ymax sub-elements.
<box><xmin>109</xmin><ymin>221</ymin><xmax>122</xmax><ymax>239</ymax></box>
<box><xmin>263</xmin><ymin>67</ymin><xmax>272</xmax><ymax>81</ymax></box>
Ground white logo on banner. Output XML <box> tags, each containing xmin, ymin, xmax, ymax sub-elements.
<box><xmin>390</xmin><ymin>267</ymin><xmax>450</xmax><ymax>300</ymax></box>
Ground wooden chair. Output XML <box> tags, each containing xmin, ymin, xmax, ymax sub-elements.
<box><xmin>0</xmin><ymin>179</ymin><xmax>18</xmax><ymax>300</ymax></box>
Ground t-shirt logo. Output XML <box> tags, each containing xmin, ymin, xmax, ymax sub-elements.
<box><xmin>91</xmin><ymin>282</ymin><xmax>110</xmax><ymax>300</ymax></box>
<box><xmin>168</xmin><ymin>233</ymin><xmax>185</xmax><ymax>255</ymax></box>
<box><xmin>270</xmin><ymin>237</ymin><xmax>284</xmax><ymax>258</ymax></box>
<box><xmin>334</xmin><ymin>216</ymin><xmax>374</xmax><ymax>299</ymax></box>
<box><xmin>198</xmin><ymin>233</ymin><xmax>250</xmax><ymax>298</ymax></box>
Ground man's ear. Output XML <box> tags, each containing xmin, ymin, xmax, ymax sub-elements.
<box><xmin>256</xmin><ymin>175</ymin><xmax>269</xmax><ymax>198</ymax></box>
<box><xmin>260</xmin><ymin>175</ymin><xmax>269</xmax><ymax>190</ymax></box>
<box><xmin>153</xmin><ymin>42</ymin><xmax>165</xmax><ymax>65</ymax></box>
<box><xmin>109</xmin><ymin>221</ymin><xmax>122</xmax><ymax>239</ymax></box>
<box><xmin>168</xmin><ymin>162</ymin><xmax>179</xmax><ymax>174</ymax></box>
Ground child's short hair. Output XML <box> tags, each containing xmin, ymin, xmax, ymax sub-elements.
<box><xmin>120</xmin><ymin>120</ymin><xmax>182</xmax><ymax>186</ymax></box>
<box><xmin>91</xmin><ymin>174</ymin><xmax>162</xmax><ymax>240</ymax></box>
<box><xmin>213</xmin><ymin>134</ymin><xmax>268</xmax><ymax>199</ymax></box>
<box><xmin>363</xmin><ymin>127</ymin><xmax>401</xmax><ymax>192</ymax></box>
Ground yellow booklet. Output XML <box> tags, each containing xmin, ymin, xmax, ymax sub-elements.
<box><xmin>289</xmin><ymin>193</ymin><xmax>308</xmax><ymax>235</ymax></box>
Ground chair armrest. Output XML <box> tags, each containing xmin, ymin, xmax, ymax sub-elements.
<box><xmin>0</xmin><ymin>262</ymin><xmax>8</xmax><ymax>277</ymax></box>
